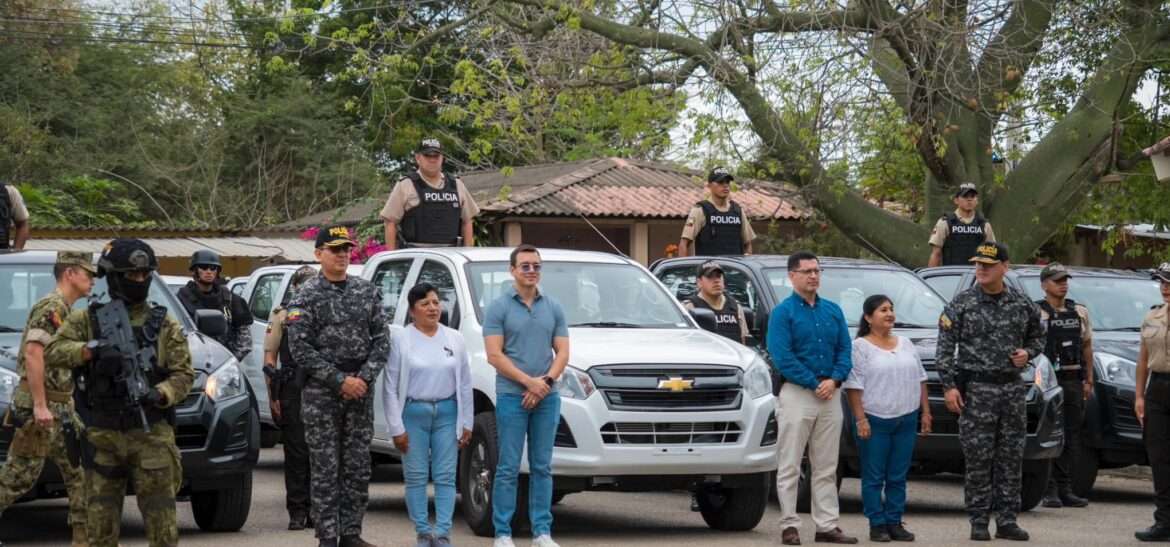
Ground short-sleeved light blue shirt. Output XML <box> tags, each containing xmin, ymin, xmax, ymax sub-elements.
<box><xmin>483</xmin><ymin>286</ymin><xmax>569</xmax><ymax>395</ymax></box>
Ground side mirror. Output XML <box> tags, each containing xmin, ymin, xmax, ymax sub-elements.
<box><xmin>688</xmin><ymin>307</ymin><xmax>717</xmax><ymax>332</ymax></box>
<box><xmin>195</xmin><ymin>309</ymin><xmax>228</xmax><ymax>338</ymax></box>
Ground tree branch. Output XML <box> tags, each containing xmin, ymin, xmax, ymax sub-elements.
<box><xmin>974</xmin><ymin>0</ymin><xmax>1057</xmax><ymax>113</ymax></box>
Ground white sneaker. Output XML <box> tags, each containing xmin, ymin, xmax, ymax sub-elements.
<box><xmin>493</xmin><ymin>537</ymin><xmax>516</xmax><ymax>547</ymax></box>
<box><xmin>532</xmin><ymin>535</ymin><xmax>560</xmax><ymax>547</ymax></box>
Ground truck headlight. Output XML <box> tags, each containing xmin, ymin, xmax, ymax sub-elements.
<box><xmin>0</xmin><ymin>368</ymin><xmax>18</xmax><ymax>406</ymax></box>
<box><xmin>205</xmin><ymin>359</ymin><xmax>246</xmax><ymax>401</ymax></box>
<box><xmin>1096</xmin><ymin>352</ymin><xmax>1137</xmax><ymax>386</ymax></box>
<box><xmin>557</xmin><ymin>366</ymin><xmax>596</xmax><ymax>400</ymax></box>
<box><xmin>744</xmin><ymin>357</ymin><xmax>773</xmax><ymax>399</ymax></box>
<box><xmin>1030</xmin><ymin>354</ymin><xmax>1057</xmax><ymax>391</ymax></box>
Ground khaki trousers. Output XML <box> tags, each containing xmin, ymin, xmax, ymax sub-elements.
<box><xmin>775</xmin><ymin>383</ymin><xmax>843</xmax><ymax>532</ymax></box>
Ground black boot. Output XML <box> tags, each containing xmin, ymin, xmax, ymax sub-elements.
<box><xmin>339</xmin><ymin>535</ymin><xmax>378</xmax><ymax>547</ymax></box>
<box><xmin>1041</xmin><ymin>484</ymin><xmax>1062</xmax><ymax>508</ymax></box>
<box><xmin>1136</xmin><ymin>525</ymin><xmax>1170</xmax><ymax>542</ymax></box>
<box><xmin>288</xmin><ymin>514</ymin><xmax>309</xmax><ymax>531</ymax></box>
<box><xmin>995</xmin><ymin>523</ymin><xmax>1030</xmax><ymax>541</ymax></box>
<box><xmin>970</xmin><ymin>523</ymin><xmax>991</xmax><ymax>541</ymax></box>
<box><xmin>869</xmin><ymin>526</ymin><xmax>891</xmax><ymax>542</ymax></box>
<box><xmin>887</xmin><ymin>523</ymin><xmax>915</xmax><ymax>542</ymax></box>
<box><xmin>1058</xmin><ymin>488</ymin><xmax>1089</xmax><ymax>508</ymax></box>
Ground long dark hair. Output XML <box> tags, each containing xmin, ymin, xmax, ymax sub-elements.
<box><xmin>857</xmin><ymin>294</ymin><xmax>893</xmax><ymax>338</ymax></box>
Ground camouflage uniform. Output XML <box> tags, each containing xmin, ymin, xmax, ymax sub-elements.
<box><xmin>286</xmin><ymin>273</ymin><xmax>389</xmax><ymax>541</ymax></box>
<box><xmin>45</xmin><ymin>302</ymin><xmax>194</xmax><ymax>547</ymax></box>
<box><xmin>936</xmin><ymin>285</ymin><xmax>1045</xmax><ymax>527</ymax></box>
<box><xmin>0</xmin><ymin>289</ymin><xmax>86</xmax><ymax>537</ymax></box>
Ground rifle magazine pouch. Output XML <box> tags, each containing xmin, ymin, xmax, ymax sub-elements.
<box><xmin>10</xmin><ymin>421</ymin><xmax>50</xmax><ymax>458</ymax></box>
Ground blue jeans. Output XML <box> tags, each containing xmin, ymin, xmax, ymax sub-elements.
<box><xmin>492</xmin><ymin>392</ymin><xmax>560</xmax><ymax>538</ymax></box>
<box><xmin>857</xmin><ymin>411</ymin><xmax>919</xmax><ymax>527</ymax></box>
<box><xmin>402</xmin><ymin>398</ymin><xmax>459</xmax><ymax>537</ymax></box>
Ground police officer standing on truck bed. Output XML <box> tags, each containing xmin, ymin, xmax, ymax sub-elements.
<box><xmin>45</xmin><ymin>239</ymin><xmax>195</xmax><ymax>547</ymax></box>
<box><xmin>381</xmin><ymin>138</ymin><xmax>480</xmax><ymax>250</ymax></box>
<box><xmin>286</xmin><ymin>226</ymin><xmax>389</xmax><ymax>547</ymax></box>
<box><xmin>0</xmin><ymin>252</ymin><xmax>95</xmax><ymax>547</ymax></box>
<box><xmin>678</xmin><ymin>167</ymin><xmax>755</xmax><ymax>257</ymax></box>
<box><xmin>1036</xmin><ymin>263</ymin><xmax>1093</xmax><ymax>509</ymax></box>
<box><xmin>264</xmin><ymin>265</ymin><xmax>318</xmax><ymax>531</ymax></box>
<box><xmin>684</xmin><ymin>261</ymin><xmax>748</xmax><ymax>344</ymax></box>
<box><xmin>935</xmin><ymin>242</ymin><xmax>1044</xmax><ymax>542</ymax></box>
<box><xmin>176</xmin><ymin>249</ymin><xmax>253</xmax><ymax>360</ymax></box>
<box><xmin>927</xmin><ymin>182</ymin><xmax>996</xmax><ymax>267</ymax></box>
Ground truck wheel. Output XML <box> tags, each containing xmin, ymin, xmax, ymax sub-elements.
<box><xmin>191</xmin><ymin>473</ymin><xmax>253</xmax><ymax>532</ymax></box>
<box><xmin>698</xmin><ymin>473</ymin><xmax>769</xmax><ymax>531</ymax></box>
<box><xmin>460</xmin><ymin>412</ymin><xmax>531</xmax><ymax>537</ymax></box>
<box><xmin>1020</xmin><ymin>459</ymin><xmax>1052</xmax><ymax>512</ymax></box>
<box><xmin>1072</xmin><ymin>444</ymin><xmax>1100</xmax><ymax>498</ymax></box>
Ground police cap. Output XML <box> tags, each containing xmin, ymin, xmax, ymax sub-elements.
<box><xmin>696</xmin><ymin>261</ymin><xmax>725</xmax><ymax>277</ymax></box>
<box><xmin>315</xmin><ymin>225</ymin><xmax>356</xmax><ymax>249</ymax></box>
<box><xmin>1153</xmin><ymin>262</ymin><xmax>1170</xmax><ymax>283</ymax></box>
<box><xmin>708</xmin><ymin>167</ymin><xmax>734</xmax><ymax>184</ymax></box>
<box><xmin>954</xmin><ymin>182</ymin><xmax>979</xmax><ymax>198</ymax></box>
<box><xmin>97</xmin><ymin>238</ymin><xmax>159</xmax><ymax>277</ymax></box>
<box><xmin>1040</xmin><ymin>263</ymin><xmax>1071</xmax><ymax>282</ymax></box>
<box><xmin>417</xmin><ymin>137</ymin><xmax>442</xmax><ymax>156</ymax></box>
<box><xmin>969</xmin><ymin>242</ymin><xmax>1009</xmax><ymax>264</ymax></box>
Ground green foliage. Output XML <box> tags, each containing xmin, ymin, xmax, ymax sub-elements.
<box><xmin>18</xmin><ymin>177</ymin><xmax>150</xmax><ymax>227</ymax></box>
<box><xmin>755</xmin><ymin>217</ymin><xmax>870</xmax><ymax>260</ymax></box>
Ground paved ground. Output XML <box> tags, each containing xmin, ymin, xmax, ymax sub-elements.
<box><xmin>0</xmin><ymin>448</ymin><xmax>1161</xmax><ymax>546</ymax></box>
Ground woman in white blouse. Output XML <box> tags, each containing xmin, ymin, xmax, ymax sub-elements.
<box><xmin>383</xmin><ymin>283</ymin><xmax>473</xmax><ymax>547</ymax></box>
<box><xmin>844</xmin><ymin>294</ymin><xmax>932</xmax><ymax>543</ymax></box>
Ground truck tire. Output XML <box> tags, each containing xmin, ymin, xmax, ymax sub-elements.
<box><xmin>1020</xmin><ymin>459</ymin><xmax>1052</xmax><ymax>512</ymax></box>
<box><xmin>1072</xmin><ymin>444</ymin><xmax>1100</xmax><ymax>498</ymax></box>
<box><xmin>191</xmin><ymin>473</ymin><xmax>253</xmax><ymax>532</ymax></box>
<box><xmin>698</xmin><ymin>473</ymin><xmax>769</xmax><ymax>531</ymax></box>
<box><xmin>460</xmin><ymin>412</ymin><xmax>530</xmax><ymax>537</ymax></box>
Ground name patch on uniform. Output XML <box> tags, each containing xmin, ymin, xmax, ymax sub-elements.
<box><xmin>286</xmin><ymin>308</ymin><xmax>305</xmax><ymax>322</ymax></box>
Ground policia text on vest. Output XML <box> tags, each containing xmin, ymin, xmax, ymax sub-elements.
<box><xmin>678</xmin><ymin>167</ymin><xmax>756</xmax><ymax>257</ymax></box>
<box><xmin>928</xmin><ymin>183</ymin><xmax>996</xmax><ymax>267</ymax></box>
<box><xmin>381</xmin><ymin>138</ymin><xmax>480</xmax><ymax>250</ymax></box>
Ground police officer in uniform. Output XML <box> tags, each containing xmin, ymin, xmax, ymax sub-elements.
<box><xmin>935</xmin><ymin>242</ymin><xmax>1043</xmax><ymax>541</ymax></box>
<box><xmin>679</xmin><ymin>167</ymin><xmax>756</xmax><ymax>257</ymax></box>
<box><xmin>0</xmin><ymin>252</ymin><xmax>95</xmax><ymax>547</ymax></box>
<box><xmin>286</xmin><ymin>226</ymin><xmax>389</xmax><ymax>547</ymax></box>
<box><xmin>927</xmin><ymin>182</ymin><xmax>996</xmax><ymax>267</ymax></box>
<box><xmin>1035</xmin><ymin>263</ymin><xmax>1093</xmax><ymax>509</ymax></box>
<box><xmin>381</xmin><ymin>138</ymin><xmax>480</xmax><ymax>250</ymax></box>
<box><xmin>1134</xmin><ymin>263</ymin><xmax>1170</xmax><ymax>542</ymax></box>
<box><xmin>264</xmin><ymin>265</ymin><xmax>317</xmax><ymax>531</ymax></box>
<box><xmin>176</xmin><ymin>249</ymin><xmax>253</xmax><ymax>360</ymax></box>
<box><xmin>683</xmin><ymin>261</ymin><xmax>748</xmax><ymax>344</ymax></box>
<box><xmin>45</xmin><ymin>239</ymin><xmax>195</xmax><ymax>547</ymax></box>
<box><xmin>0</xmin><ymin>183</ymin><xmax>30</xmax><ymax>250</ymax></box>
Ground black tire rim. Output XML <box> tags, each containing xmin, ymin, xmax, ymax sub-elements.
<box><xmin>467</xmin><ymin>438</ymin><xmax>492</xmax><ymax>517</ymax></box>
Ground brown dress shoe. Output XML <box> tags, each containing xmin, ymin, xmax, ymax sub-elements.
<box><xmin>814</xmin><ymin>528</ymin><xmax>859</xmax><ymax>544</ymax></box>
<box><xmin>782</xmin><ymin>526</ymin><xmax>802</xmax><ymax>545</ymax></box>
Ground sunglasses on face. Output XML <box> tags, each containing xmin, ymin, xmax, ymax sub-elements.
<box><xmin>324</xmin><ymin>246</ymin><xmax>353</xmax><ymax>256</ymax></box>
<box><xmin>197</xmin><ymin>265</ymin><xmax>220</xmax><ymax>272</ymax></box>
<box><xmin>517</xmin><ymin>263</ymin><xmax>542</xmax><ymax>273</ymax></box>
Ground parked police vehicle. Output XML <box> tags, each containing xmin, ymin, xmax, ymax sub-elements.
<box><xmin>919</xmin><ymin>264</ymin><xmax>1162</xmax><ymax>496</ymax></box>
<box><xmin>361</xmin><ymin>248</ymin><xmax>778</xmax><ymax>535</ymax></box>
<box><xmin>0</xmin><ymin>251</ymin><xmax>259</xmax><ymax>532</ymax></box>
<box><xmin>652</xmin><ymin>255</ymin><xmax>1065</xmax><ymax>512</ymax></box>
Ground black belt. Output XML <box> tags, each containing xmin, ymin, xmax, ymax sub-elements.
<box><xmin>1151</xmin><ymin>372</ymin><xmax>1170</xmax><ymax>382</ymax></box>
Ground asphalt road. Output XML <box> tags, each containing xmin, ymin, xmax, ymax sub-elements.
<box><xmin>0</xmin><ymin>449</ymin><xmax>1161</xmax><ymax>546</ymax></box>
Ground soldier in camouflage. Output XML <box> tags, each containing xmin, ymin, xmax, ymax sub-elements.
<box><xmin>0</xmin><ymin>252</ymin><xmax>95</xmax><ymax>547</ymax></box>
<box><xmin>935</xmin><ymin>242</ymin><xmax>1044</xmax><ymax>542</ymax></box>
<box><xmin>286</xmin><ymin>226</ymin><xmax>389</xmax><ymax>547</ymax></box>
<box><xmin>45</xmin><ymin>239</ymin><xmax>195</xmax><ymax>547</ymax></box>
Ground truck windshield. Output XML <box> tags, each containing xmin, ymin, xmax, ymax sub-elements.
<box><xmin>764</xmin><ymin>267</ymin><xmax>946</xmax><ymax>329</ymax></box>
<box><xmin>467</xmin><ymin>261</ymin><xmax>689</xmax><ymax>329</ymax></box>
<box><xmin>0</xmin><ymin>265</ymin><xmax>190</xmax><ymax>332</ymax></box>
<box><xmin>1018</xmin><ymin>275</ymin><xmax>1162</xmax><ymax>331</ymax></box>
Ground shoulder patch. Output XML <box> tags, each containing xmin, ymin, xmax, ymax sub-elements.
<box><xmin>286</xmin><ymin>308</ymin><xmax>305</xmax><ymax>322</ymax></box>
<box><xmin>47</xmin><ymin>309</ymin><xmax>63</xmax><ymax>329</ymax></box>
<box><xmin>939</xmin><ymin>313</ymin><xmax>953</xmax><ymax>330</ymax></box>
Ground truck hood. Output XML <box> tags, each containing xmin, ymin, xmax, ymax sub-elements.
<box><xmin>0</xmin><ymin>331</ymin><xmax>231</xmax><ymax>374</ymax></box>
<box><xmin>565</xmin><ymin>328</ymin><xmax>757</xmax><ymax>369</ymax></box>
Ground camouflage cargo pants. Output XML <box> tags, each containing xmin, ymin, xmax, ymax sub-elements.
<box><xmin>959</xmin><ymin>381</ymin><xmax>1028</xmax><ymax>526</ymax></box>
<box><xmin>85</xmin><ymin>423</ymin><xmax>183</xmax><ymax>547</ymax></box>
<box><xmin>0</xmin><ymin>402</ymin><xmax>86</xmax><ymax>530</ymax></box>
<box><xmin>303</xmin><ymin>381</ymin><xmax>374</xmax><ymax>540</ymax></box>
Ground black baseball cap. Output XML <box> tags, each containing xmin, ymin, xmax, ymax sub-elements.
<box><xmin>315</xmin><ymin>225</ymin><xmax>356</xmax><ymax>249</ymax></box>
<box><xmin>1154</xmin><ymin>262</ymin><xmax>1170</xmax><ymax>283</ymax></box>
<box><xmin>417</xmin><ymin>137</ymin><xmax>442</xmax><ymax>155</ymax></box>
<box><xmin>954</xmin><ymin>182</ymin><xmax>979</xmax><ymax>198</ymax></box>
<box><xmin>1040</xmin><ymin>263</ymin><xmax>1071</xmax><ymax>282</ymax></box>
<box><xmin>707</xmin><ymin>167</ymin><xmax>734</xmax><ymax>183</ymax></box>
<box><xmin>969</xmin><ymin>242</ymin><xmax>1010</xmax><ymax>264</ymax></box>
<box><xmin>696</xmin><ymin>261</ymin><xmax>725</xmax><ymax>277</ymax></box>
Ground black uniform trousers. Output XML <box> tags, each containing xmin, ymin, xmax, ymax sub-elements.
<box><xmin>1145</xmin><ymin>373</ymin><xmax>1170</xmax><ymax>526</ymax></box>
<box><xmin>280</xmin><ymin>384</ymin><xmax>311</xmax><ymax>520</ymax></box>
<box><xmin>1051</xmin><ymin>377</ymin><xmax>1085</xmax><ymax>490</ymax></box>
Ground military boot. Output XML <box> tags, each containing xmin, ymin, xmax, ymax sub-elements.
<box><xmin>970</xmin><ymin>523</ymin><xmax>991</xmax><ymax>541</ymax></box>
<box><xmin>995</xmin><ymin>523</ymin><xmax>1030</xmax><ymax>541</ymax></box>
<box><xmin>1058</xmin><ymin>488</ymin><xmax>1089</xmax><ymax>508</ymax></box>
<box><xmin>339</xmin><ymin>535</ymin><xmax>378</xmax><ymax>547</ymax></box>
<box><xmin>1040</xmin><ymin>484</ymin><xmax>1062</xmax><ymax>508</ymax></box>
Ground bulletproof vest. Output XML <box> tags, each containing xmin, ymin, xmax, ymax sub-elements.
<box><xmin>0</xmin><ymin>185</ymin><xmax>11</xmax><ymax>250</ymax></box>
<box><xmin>179</xmin><ymin>283</ymin><xmax>248</xmax><ymax>333</ymax></box>
<box><xmin>278</xmin><ymin>311</ymin><xmax>297</xmax><ymax>370</ymax></box>
<box><xmin>81</xmin><ymin>303</ymin><xmax>174</xmax><ymax>430</ymax></box>
<box><xmin>399</xmin><ymin>172</ymin><xmax>462</xmax><ymax>245</ymax></box>
<box><xmin>1037</xmin><ymin>299</ymin><xmax>1085</xmax><ymax>372</ymax></box>
<box><xmin>688</xmin><ymin>294</ymin><xmax>742</xmax><ymax>342</ymax></box>
<box><xmin>940</xmin><ymin>212</ymin><xmax>988</xmax><ymax>265</ymax></box>
<box><xmin>694</xmin><ymin>200</ymin><xmax>745</xmax><ymax>256</ymax></box>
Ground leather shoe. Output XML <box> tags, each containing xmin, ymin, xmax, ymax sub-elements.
<box><xmin>782</xmin><ymin>527</ymin><xmax>801</xmax><ymax>545</ymax></box>
<box><xmin>995</xmin><ymin>523</ymin><xmax>1030</xmax><ymax>541</ymax></box>
<box><xmin>1136</xmin><ymin>525</ymin><xmax>1170</xmax><ymax>542</ymax></box>
<box><xmin>1059</xmin><ymin>490</ymin><xmax>1089</xmax><ymax>507</ymax></box>
<box><xmin>887</xmin><ymin>523</ymin><xmax>915</xmax><ymax>542</ymax></box>
<box><xmin>1041</xmin><ymin>493</ymin><xmax>1062</xmax><ymax>508</ymax></box>
<box><xmin>340</xmin><ymin>536</ymin><xmax>378</xmax><ymax>547</ymax></box>
<box><xmin>814</xmin><ymin>528</ymin><xmax>859</xmax><ymax>544</ymax></box>
<box><xmin>970</xmin><ymin>523</ymin><xmax>991</xmax><ymax>541</ymax></box>
<box><xmin>869</xmin><ymin>526</ymin><xmax>891</xmax><ymax>542</ymax></box>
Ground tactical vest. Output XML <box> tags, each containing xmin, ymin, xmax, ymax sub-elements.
<box><xmin>0</xmin><ymin>185</ymin><xmax>11</xmax><ymax>250</ymax></box>
<box><xmin>1037</xmin><ymin>299</ymin><xmax>1085</xmax><ymax>375</ymax></box>
<box><xmin>400</xmin><ymin>172</ymin><xmax>462</xmax><ymax>245</ymax></box>
<box><xmin>81</xmin><ymin>303</ymin><xmax>174</xmax><ymax>430</ymax></box>
<box><xmin>278</xmin><ymin>312</ymin><xmax>297</xmax><ymax>371</ymax></box>
<box><xmin>694</xmin><ymin>200</ymin><xmax>745</xmax><ymax>256</ymax></box>
<box><xmin>940</xmin><ymin>212</ymin><xmax>988</xmax><ymax>265</ymax></box>
<box><xmin>688</xmin><ymin>294</ymin><xmax>742</xmax><ymax>342</ymax></box>
<box><xmin>179</xmin><ymin>283</ymin><xmax>248</xmax><ymax>330</ymax></box>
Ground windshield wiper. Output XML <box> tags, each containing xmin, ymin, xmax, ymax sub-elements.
<box><xmin>570</xmin><ymin>321</ymin><xmax>643</xmax><ymax>328</ymax></box>
<box><xmin>893</xmin><ymin>322</ymin><xmax>932</xmax><ymax>329</ymax></box>
<box><xmin>0</xmin><ymin>326</ymin><xmax>21</xmax><ymax>333</ymax></box>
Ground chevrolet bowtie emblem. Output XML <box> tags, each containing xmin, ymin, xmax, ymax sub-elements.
<box><xmin>658</xmin><ymin>377</ymin><xmax>694</xmax><ymax>392</ymax></box>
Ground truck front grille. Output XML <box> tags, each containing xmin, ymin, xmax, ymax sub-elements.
<box><xmin>600</xmin><ymin>421</ymin><xmax>742</xmax><ymax>445</ymax></box>
<box><xmin>589</xmin><ymin>364</ymin><xmax>742</xmax><ymax>412</ymax></box>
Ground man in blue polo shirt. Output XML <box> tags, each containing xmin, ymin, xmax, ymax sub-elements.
<box><xmin>483</xmin><ymin>244</ymin><xmax>570</xmax><ymax>547</ymax></box>
<box><xmin>768</xmin><ymin>250</ymin><xmax>857</xmax><ymax>545</ymax></box>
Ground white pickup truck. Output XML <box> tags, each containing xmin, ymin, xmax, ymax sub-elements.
<box><xmin>360</xmin><ymin>247</ymin><xmax>778</xmax><ymax>536</ymax></box>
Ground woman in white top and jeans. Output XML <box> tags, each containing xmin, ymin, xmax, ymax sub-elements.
<box><xmin>844</xmin><ymin>295</ymin><xmax>932</xmax><ymax>543</ymax></box>
<box><xmin>383</xmin><ymin>283</ymin><xmax>473</xmax><ymax>547</ymax></box>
